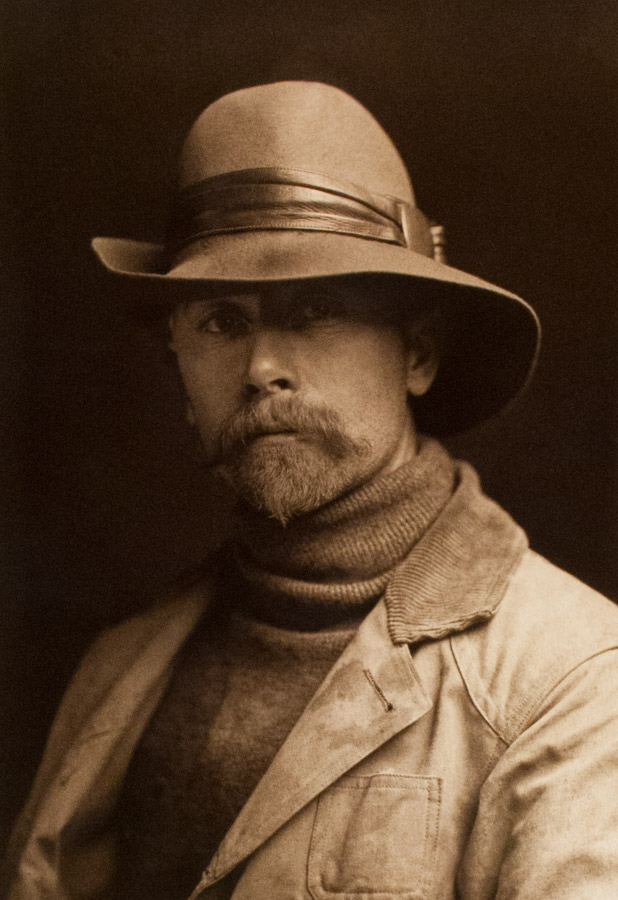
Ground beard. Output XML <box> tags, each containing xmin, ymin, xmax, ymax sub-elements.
<box><xmin>211</xmin><ymin>396</ymin><xmax>372</xmax><ymax>524</ymax></box>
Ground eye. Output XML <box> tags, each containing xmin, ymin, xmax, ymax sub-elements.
<box><xmin>291</xmin><ymin>296</ymin><xmax>348</xmax><ymax>327</ymax></box>
<box><xmin>197</xmin><ymin>307</ymin><xmax>252</xmax><ymax>337</ymax></box>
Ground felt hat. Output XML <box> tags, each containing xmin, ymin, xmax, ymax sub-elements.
<box><xmin>92</xmin><ymin>80</ymin><xmax>540</xmax><ymax>436</ymax></box>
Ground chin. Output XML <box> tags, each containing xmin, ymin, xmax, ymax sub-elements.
<box><xmin>216</xmin><ymin>441</ymin><xmax>367</xmax><ymax>524</ymax></box>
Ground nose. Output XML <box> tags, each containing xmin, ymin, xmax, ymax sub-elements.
<box><xmin>243</xmin><ymin>328</ymin><xmax>298</xmax><ymax>398</ymax></box>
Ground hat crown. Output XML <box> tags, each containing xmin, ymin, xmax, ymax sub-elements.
<box><xmin>179</xmin><ymin>81</ymin><xmax>416</xmax><ymax>204</ymax></box>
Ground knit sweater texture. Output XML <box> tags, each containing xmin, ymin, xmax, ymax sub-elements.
<box><xmin>114</xmin><ymin>438</ymin><xmax>455</xmax><ymax>900</ymax></box>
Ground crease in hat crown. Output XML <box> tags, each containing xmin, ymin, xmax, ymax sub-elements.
<box><xmin>91</xmin><ymin>79</ymin><xmax>541</xmax><ymax>437</ymax></box>
<box><xmin>178</xmin><ymin>81</ymin><xmax>416</xmax><ymax>202</ymax></box>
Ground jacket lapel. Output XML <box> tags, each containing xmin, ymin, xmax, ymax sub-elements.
<box><xmin>201</xmin><ymin>599</ymin><xmax>432</xmax><ymax>888</ymax></box>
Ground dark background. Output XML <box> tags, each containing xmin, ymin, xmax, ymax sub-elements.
<box><xmin>1</xmin><ymin>0</ymin><xmax>617</xmax><ymax>847</ymax></box>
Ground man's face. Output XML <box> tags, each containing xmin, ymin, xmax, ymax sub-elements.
<box><xmin>169</xmin><ymin>280</ymin><xmax>437</xmax><ymax>523</ymax></box>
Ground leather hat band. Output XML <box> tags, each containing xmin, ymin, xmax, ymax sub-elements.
<box><xmin>167</xmin><ymin>167</ymin><xmax>434</xmax><ymax>257</ymax></box>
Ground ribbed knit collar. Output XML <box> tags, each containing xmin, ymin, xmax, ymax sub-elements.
<box><xmin>225</xmin><ymin>437</ymin><xmax>455</xmax><ymax>629</ymax></box>
<box><xmin>384</xmin><ymin>460</ymin><xmax>528</xmax><ymax>644</ymax></box>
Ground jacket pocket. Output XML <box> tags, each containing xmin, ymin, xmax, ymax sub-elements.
<box><xmin>307</xmin><ymin>773</ymin><xmax>441</xmax><ymax>900</ymax></box>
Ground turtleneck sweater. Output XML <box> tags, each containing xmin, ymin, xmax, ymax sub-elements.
<box><xmin>226</xmin><ymin>434</ymin><xmax>455</xmax><ymax>626</ymax></box>
<box><xmin>114</xmin><ymin>438</ymin><xmax>455</xmax><ymax>900</ymax></box>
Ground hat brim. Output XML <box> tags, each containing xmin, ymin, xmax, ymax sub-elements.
<box><xmin>91</xmin><ymin>231</ymin><xmax>540</xmax><ymax>437</ymax></box>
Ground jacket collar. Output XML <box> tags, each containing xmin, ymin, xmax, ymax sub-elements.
<box><xmin>385</xmin><ymin>460</ymin><xmax>528</xmax><ymax>644</ymax></box>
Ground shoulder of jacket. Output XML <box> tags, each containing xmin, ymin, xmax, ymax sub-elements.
<box><xmin>82</xmin><ymin>580</ymin><xmax>211</xmax><ymax>684</ymax></box>
<box><xmin>450</xmin><ymin>549</ymin><xmax>618</xmax><ymax>744</ymax></box>
<box><xmin>42</xmin><ymin>551</ymin><xmax>224</xmax><ymax>765</ymax></box>
<box><xmin>41</xmin><ymin>573</ymin><xmax>213</xmax><ymax>757</ymax></box>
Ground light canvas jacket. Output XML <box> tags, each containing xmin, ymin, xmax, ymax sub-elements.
<box><xmin>5</xmin><ymin>463</ymin><xmax>618</xmax><ymax>899</ymax></box>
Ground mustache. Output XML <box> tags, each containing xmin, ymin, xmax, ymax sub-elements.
<box><xmin>217</xmin><ymin>395</ymin><xmax>370</xmax><ymax>461</ymax></box>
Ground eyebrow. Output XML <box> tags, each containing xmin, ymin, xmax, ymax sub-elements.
<box><xmin>180</xmin><ymin>294</ymin><xmax>258</xmax><ymax>313</ymax></box>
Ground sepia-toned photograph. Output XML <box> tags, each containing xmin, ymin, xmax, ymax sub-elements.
<box><xmin>2</xmin><ymin>2</ymin><xmax>617</xmax><ymax>897</ymax></box>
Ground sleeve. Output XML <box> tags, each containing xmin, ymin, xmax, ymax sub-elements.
<box><xmin>458</xmin><ymin>648</ymin><xmax>618</xmax><ymax>900</ymax></box>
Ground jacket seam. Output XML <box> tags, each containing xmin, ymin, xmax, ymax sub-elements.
<box><xmin>452</xmin><ymin>635</ymin><xmax>618</xmax><ymax>745</ymax></box>
<box><xmin>448</xmin><ymin>638</ymin><xmax>509</xmax><ymax>747</ymax></box>
<box><xmin>511</xmin><ymin>644</ymin><xmax>618</xmax><ymax>736</ymax></box>
<box><xmin>441</xmin><ymin>542</ymin><xmax>529</xmax><ymax>743</ymax></box>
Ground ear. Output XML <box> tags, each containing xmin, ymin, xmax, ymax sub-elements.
<box><xmin>405</xmin><ymin>319</ymin><xmax>439</xmax><ymax>397</ymax></box>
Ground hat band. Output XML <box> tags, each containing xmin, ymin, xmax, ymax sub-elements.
<box><xmin>167</xmin><ymin>167</ymin><xmax>434</xmax><ymax>257</ymax></box>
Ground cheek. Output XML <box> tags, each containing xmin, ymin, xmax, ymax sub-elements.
<box><xmin>313</xmin><ymin>338</ymin><xmax>410</xmax><ymax>434</ymax></box>
<box><xmin>175</xmin><ymin>352</ymin><xmax>241</xmax><ymax>433</ymax></box>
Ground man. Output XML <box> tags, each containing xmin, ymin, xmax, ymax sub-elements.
<box><xmin>5</xmin><ymin>81</ymin><xmax>618</xmax><ymax>899</ymax></box>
